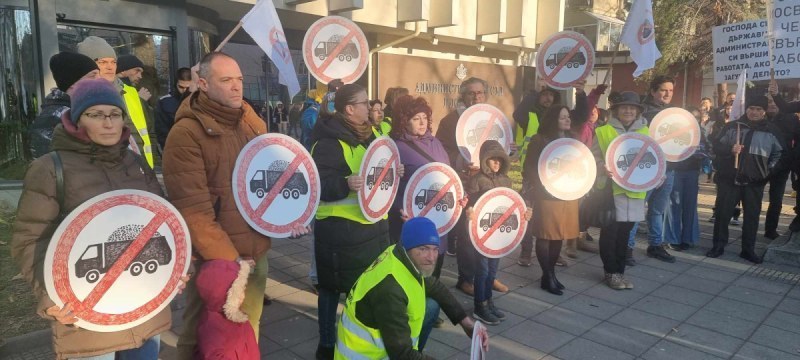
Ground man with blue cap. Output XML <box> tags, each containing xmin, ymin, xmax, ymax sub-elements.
<box><xmin>335</xmin><ymin>217</ymin><xmax>487</xmax><ymax>359</ymax></box>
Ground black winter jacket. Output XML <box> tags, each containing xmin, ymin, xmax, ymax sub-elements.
<box><xmin>28</xmin><ymin>89</ymin><xmax>70</xmax><ymax>159</ymax></box>
<box><xmin>513</xmin><ymin>89</ymin><xmax>588</xmax><ymax>133</ymax></box>
<box><xmin>354</xmin><ymin>245</ymin><xmax>467</xmax><ymax>360</ymax></box>
<box><xmin>712</xmin><ymin>116</ymin><xmax>784</xmax><ymax>186</ymax></box>
<box><xmin>311</xmin><ymin>113</ymin><xmax>390</xmax><ymax>292</ymax></box>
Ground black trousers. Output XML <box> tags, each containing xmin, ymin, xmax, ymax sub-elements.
<box><xmin>765</xmin><ymin>170</ymin><xmax>790</xmax><ymax>233</ymax></box>
<box><xmin>599</xmin><ymin>222</ymin><xmax>635</xmax><ymax>274</ymax></box>
<box><xmin>712</xmin><ymin>182</ymin><xmax>765</xmax><ymax>254</ymax></box>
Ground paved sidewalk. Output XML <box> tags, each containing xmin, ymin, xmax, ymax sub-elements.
<box><xmin>3</xmin><ymin>181</ymin><xmax>800</xmax><ymax>359</ymax></box>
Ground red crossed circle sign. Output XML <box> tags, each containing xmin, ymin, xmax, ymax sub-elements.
<box><xmin>43</xmin><ymin>190</ymin><xmax>191</xmax><ymax>332</ymax></box>
<box><xmin>455</xmin><ymin>104</ymin><xmax>514</xmax><ymax>164</ymax></box>
<box><xmin>358</xmin><ymin>136</ymin><xmax>401</xmax><ymax>223</ymax></box>
<box><xmin>535</xmin><ymin>31</ymin><xmax>596</xmax><ymax>90</ymax></box>
<box><xmin>649</xmin><ymin>108</ymin><xmax>701</xmax><ymax>162</ymax></box>
<box><xmin>302</xmin><ymin>16</ymin><xmax>369</xmax><ymax>84</ymax></box>
<box><xmin>233</xmin><ymin>134</ymin><xmax>320</xmax><ymax>238</ymax></box>
<box><xmin>538</xmin><ymin>138</ymin><xmax>597</xmax><ymax>201</ymax></box>
<box><xmin>403</xmin><ymin>162</ymin><xmax>464</xmax><ymax>236</ymax></box>
<box><xmin>606</xmin><ymin>133</ymin><xmax>666</xmax><ymax>192</ymax></box>
<box><xmin>469</xmin><ymin>188</ymin><xmax>528</xmax><ymax>258</ymax></box>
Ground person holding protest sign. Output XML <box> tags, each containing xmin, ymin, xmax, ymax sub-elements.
<box><xmin>310</xmin><ymin>84</ymin><xmax>402</xmax><ymax>359</ymax></box>
<box><xmin>707</xmin><ymin>92</ymin><xmax>784</xmax><ymax>263</ymax></box>
<box><xmin>11</xmin><ymin>78</ymin><xmax>178</xmax><ymax>359</ymax></box>
<box><xmin>435</xmin><ymin>77</ymin><xmax>510</xmax><ymax>296</ymax></box>
<box><xmin>522</xmin><ymin>106</ymin><xmax>581</xmax><ymax>295</ymax></box>
<box><xmin>464</xmin><ymin>140</ymin><xmax>532</xmax><ymax>324</ymax></box>
<box><xmin>589</xmin><ymin>91</ymin><xmax>650</xmax><ymax>290</ymax></box>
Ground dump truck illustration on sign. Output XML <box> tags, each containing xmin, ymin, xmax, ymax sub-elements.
<box><xmin>415</xmin><ymin>183</ymin><xmax>455</xmax><ymax>211</ymax></box>
<box><xmin>250</xmin><ymin>160</ymin><xmax>309</xmax><ymax>199</ymax></box>
<box><xmin>657</xmin><ymin>123</ymin><xmax>691</xmax><ymax>145</ymax></box>
<box><xmin>546</xmin><ymin>47</ymin><xmax>587</xmax><ymax>69</ymax></box>
<box><xmin>75</xmin><ymin>224</ymin><xmax>172</xmax><ymax>283</ymax></box>
<box><xmin>314</xmin><ymin>34</ymin><xmax>359</xmax><ymax>62</ymax></box>
<box><xmin>465</xmin><ymin>120</ymin><xmax>504</xmax><ymax>146</ymax></box>
<box><xmin>616</xmin><ymin>148</ymin><xmax>657</xmax><ymax>171</ymax></box>
<box><xmin>547</xmin><ymin>155</ymin><xmax>585</xmax><ymax>178</ymax></box>
<box><xmin>479</xmin><ymin>206</ymin><xmax>519</xmax><ymax>233</ymax></box>
<box><xmin>366</xmin><ymin>158</ymin><xmax>394</xmax><ymax>190</ymax></box>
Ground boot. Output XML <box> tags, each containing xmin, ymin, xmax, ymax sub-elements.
<box><xmin>606</xmin><ymin>273</ymin><xmax>626</xmax><ymax>290</ymax></box>
<box><xmin>620</xmin><ymin>274</ymin><xmax>634</xmax><ymax>289</ymax></box>
<box><xmin>487</xmin><ymin>299</ymin><xmax>506</xmax><ymax>320</ymax></box>
<box><xmin>473</xmin><ymin>301</ymin><xmax>500</xmax><ymax>325</ymax></box>
<box><xmin>457</xmin><ymin>281</ymin><xmax>474</xmax><ymax>296</ymax></box>
<box><xmin>492</xmin><ymin>279</ymin><xmax>509</xmax><ymax>293</ymax></box>
<box><xmin>565</xmin><ymin>239</ymin><xmax>578</xmax><ymax>258</ymax></box>
<box><xmin>540</xmin><ymin>271</ymin><xmax>563</xmax><ymax>295</ymax></box>
<box><xmin>625</xmin><ymin>248</ymin><xmax>636</xmax><ymax>266</ymax></box>
<box><xmin>552</xmin><ymin>271</ymin><xmax>565</xmax><ymax>290</ymax></box>
<box><xmin>578</xmin><ymin>232</ymin><xmax>599</xmax><ymax>253</ymax></box>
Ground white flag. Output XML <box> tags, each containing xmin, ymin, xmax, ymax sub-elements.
<box><xmin>241</xmin><ymin>0</ymin><xmax>301</xmax><ymax>98</ymax></box>
<box><xmin>730</xmin><ymin>69</ymin><xmax>747</xmax><ymax>122</ymax></box>
<box><xmin>620</xmin><ymin>0</ymin><xmax>661</xmax><ymax>77</ymax></box>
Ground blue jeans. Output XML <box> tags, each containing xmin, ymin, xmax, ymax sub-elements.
<box><xmin>628</xmin><ymin>170</ymin><xmax>675</xmax><ymax>248</ymax></box>
<box><xmin>665</xmin><ymin>169</ymin><xmax>700</xmax><ymax>245</ymax></box>
<box><xmin>473</xmin><ymin>255</ymin><xmax>499</xmax><ymax>304</ymax></box>
<box><xmin>317</xmin><ymin>287</ymin><xmax>340</xmax><ymax>348</ymax></box>
<box><xmin>73</xmin><ymin>335</ymin><xmax>160</xmax><ymax>359</ymax></box>
<box><xmin>418</xmin><ymin>297</ymin><xmax>440</xmax><ymax>351</ymax></box>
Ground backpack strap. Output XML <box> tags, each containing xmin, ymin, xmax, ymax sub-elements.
<box><xmin>49</xmin><ymin>151</ymin><xmax>66</xmax><ymax>221</ymax></box>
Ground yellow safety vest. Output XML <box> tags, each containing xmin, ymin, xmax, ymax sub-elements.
<box><xmin>335</xmin><ymin>245</ymin><xmax>425</xmax><ymax>359</ymax></box>
<box><xmin>515</xmin><ymin>112</ymin><xmax>540</xmax><ymax>167</ymax></box>
<box><xmin>121</xmin><ymin>84</ymin><xmax>154</xmax><ymax>168</ymax></box>
<box><xmin>595</xmin><ymin>124</ymin><xmax>649</xmax><ymax>199</ymax></box>
<box><xmin>313</xmin><ymin>139</ymin><xmax>386</xmax><ymax>224</ymax></box>
<box><xmin>372</xmin><ymin>120</ymin><xmax>392</xmax><ymax>137</ymax></box>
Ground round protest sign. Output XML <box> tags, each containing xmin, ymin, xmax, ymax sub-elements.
<box><xmin>468</xmin><ymin>188</ymin><xmax>527</xmax><ymax>258</ymax></box>
<box><xmin>302</xmin><ymin>16</ymin><xmax>369</xmax><ymax>84</ymax></box>
<box><xmin>606</xmin><ymin>133</ymin><xmax>666</xmax><ymax>192</ymax></box>
<box><xmin>403</xmin><ymin>162</ymin><xmax>464</xmax><ymax>236</ymax></box>
<box><xmin>233</xmin><ymin>134</ymin><xmax>321</xmax><ymax>238</ymax></box>
<box><xmin>535</xmin><ymin>31</ymin><xmax>596</xmax><ymax>90</ymax></box>
<box><xmin>358</xmin><ymin>136</ymin><xmax>401</xmax><ymax>223</ymax></box>
<box><xmin>649</xmin><ymin>108</ymin><xmax>701</xmax><ymax>162</ymax></box>
<box><xmin>538</xmin><ymin>138</ymin><xmax>597</xmax><ymax>200</ymax></box>
<box><xmin>455</xmin><ymin>104</ymin><xmax>514</xmax><ymax>164</ymax></box>
<box><xmin>43</xmin><ymin>189</ymin><xmax>191</xmax><ymax>332</ymax></box>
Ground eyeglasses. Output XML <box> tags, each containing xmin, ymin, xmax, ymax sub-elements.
<box><xmin>351</xmin><ymin>100</ymin><xmax>369</xmax><ymax>106</ymax></box>
<box><xmin>83</xmin><ymin>112</ymin><xmax>124</xmax><ymax>122</ymax></box>
<box><xmin>467</xmin><ymin>91</ymin><xmax>485</xmax><ymax>97</ymax></box>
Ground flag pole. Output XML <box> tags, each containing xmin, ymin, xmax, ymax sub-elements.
<box><xmin>766</xmin><ymin>0</ymin><xmax>776</xmax><ymax>81</ymax></box>
<box><xmin>603</xmin><ymin>40</ymin><xmax>622</xmax><ymax>89</ymax></box>
<box><xmin>734</xmin><ymin>123</ymin><xmax>741</xmax><ymax>169</ymax></box>
<box><xmin>215</xmin><ymin>21</ymin><xmax>244</xmax><ymax>52</ymax></box>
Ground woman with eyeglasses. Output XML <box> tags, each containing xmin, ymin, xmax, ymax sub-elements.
<box><xmin>309</xmin><ymin>83</ymin><xmax>403</xmax><ymax>359</ymax></box>
<box><xmin>11</xmin><ymin>78</ymin><xmax>174</xmax><ymax>359</ymax></box>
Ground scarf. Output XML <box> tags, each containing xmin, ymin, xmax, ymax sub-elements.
<box><xmin>339</xmin><ymin>114</ymin><xmax>373</xmax><ymax>143</ymax></box>
<box><xmin>194</xmin><ymin>91</ymin><xmax>244</xmax><ymax>127</ymax></box>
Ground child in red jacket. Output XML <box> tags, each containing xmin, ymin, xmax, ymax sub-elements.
<box><xmin>195</xmin><ymin>259</ymin><xmax>259</xmax><ymax>359</ymax></box>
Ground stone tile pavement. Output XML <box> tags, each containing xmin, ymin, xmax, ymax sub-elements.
<box><xmin>3</xmin><ymin>181</ymin><xmax>800</xmax><ymax>359</ymax></box>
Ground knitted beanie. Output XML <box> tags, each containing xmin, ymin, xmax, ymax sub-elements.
<box><xmin>69</xmin><ymin>78</ymin><xmax>127</xmax><ymax>124</ymax></box>
<box><xmin>401</xmin><ymin>217</ymin><xmax>440</xmax><ymax>251</ymax></box>
<box><xmin>117</xmin><ymin>55</ymin><xmax>145</xmax><ymax>73</ymax></box>
<box><xmin>49</xmin><ymin>52</ymin><xmax>99</xmax><ymax>92</ymax></box>
<box><xmin>77</xmin><ymin>36</ymin><xmax>116</xmax><ymax>60</ymax></box>
<box><xmin>745</xmin><ymin>94</ymin><xmax>768</xmax><ymax>111</ymax></box>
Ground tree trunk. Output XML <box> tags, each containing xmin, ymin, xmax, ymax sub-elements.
<box><xmin>717</xmin><ymin>83</ymin><xmax>728</xmax><ymax>107</ymax></box>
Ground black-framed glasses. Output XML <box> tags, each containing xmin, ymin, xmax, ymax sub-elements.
<box><xmin>83</xmin><ymin>112</ymin><xmax>124</xmax><ymax>122</ymax></box>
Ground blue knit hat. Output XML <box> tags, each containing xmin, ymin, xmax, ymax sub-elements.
<box><xmin>69</xmin><ymin>78</ymin><xmax>127</xmax><ymax>125</ymax></box>
<box><xmin>401</xmin><ymin>217</ymin><xmax>440</xmax><ymax>251</ymax></box>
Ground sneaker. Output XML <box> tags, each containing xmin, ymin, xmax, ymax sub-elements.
<box><xmin>620</xmin><ymin>275</ymin><xmax>634</xmax><ymax>289</ymax></box>
<box><xmin>517</xmin><ymin>255</ymin><xmax>532</xmax><ymax>267</ymax></box>
<box><xmin>647</xmin><ymin>245</ymin><xmax>676</xmax><ymax>263</ymax></box>
<box><xmin>487</xmin><ymin>299</ymin><xmax>506</xmax><ymax>321</ymax></box>
<box><xmin>764</xmin><ymin>230</ymin><xmax>780</xmax><ymax>240</ymax></box>
<box><xmin>731</xmin><ymin>218</ymin><xmax>741</xmax><ymax>226</ymax></box>
<box><xmin>607</xmin><ymin>273</ymin><xmax>626</xmax><ymax>290</ymax></box>
<box><xmin>473</xmin><ymin>302</ymin><xmax>500</xmax><ymax>325</ymax></box>
<box><xmin>445</xmin><ymin>250</ymin><xmax>456</xmax><ymax>257</ymax></box>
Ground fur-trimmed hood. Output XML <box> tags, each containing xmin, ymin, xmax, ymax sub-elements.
<box><xmin>196</xmin><ymin>259</ymin><xmax>251</xmax><ymax>323</ymax></box>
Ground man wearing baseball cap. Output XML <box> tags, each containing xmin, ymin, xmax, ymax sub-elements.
<box><xmin>76</xmin><ymin>36</ymin><xmax>155</xmax><ymax>168</ymax></box>
<box><xmin>334</xmin><ymin>217</ymin><xmax>487</xmax><ymax>359</ymax></box>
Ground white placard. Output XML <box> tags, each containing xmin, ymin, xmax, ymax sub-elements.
<box><xmin>357</xmin><ymin>136</ymin><xmax>401</xmax><ymax>223</ymax></box>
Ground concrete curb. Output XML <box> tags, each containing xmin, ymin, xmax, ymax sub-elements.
<box><xmin>0</xmin><ymin>329</ymin><xmax>52</xmax><ymax>358</ymax></box>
